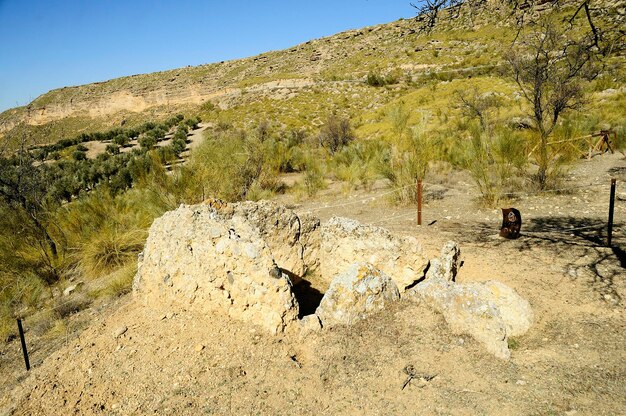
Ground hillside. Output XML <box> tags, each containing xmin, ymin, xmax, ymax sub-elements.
<box><xmin>1</xmin><ymin>1</ymin><xmax>622</xmax><ymax>147</ymax></box>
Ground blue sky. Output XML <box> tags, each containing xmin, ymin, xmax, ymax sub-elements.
<box><xmin>0</xmin><ymin>0</ymin><xmax>417</xmax><ymax>112</ymax></box>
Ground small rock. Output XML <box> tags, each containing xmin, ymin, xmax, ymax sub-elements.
<box><xmin>63</xmin><ymin>284</ymin><xmax>77</xmax><ymax>297</ymax></box>
<box><xmin>194</xmin><ymin>344</ymin><xmax>205</xmax><ymax>352</ymax></box>
<box><xmin>300</xmin><ymin>314</ymin><xmax>322</xmax><ymax>335</ymax></box>
<box><xmin>515</xmin><ymin>379</ymin><xmax>527</xmax><ymax>386</ymax></box>
<box><xmin>63</xmin><ymin>281</ymin><xmax>84</xmax><ymax>297</ymax></box>
<box><xmin>114</xmin><ymin>326</ymin><xmax>128</xmax><ymax>338</ymax></box>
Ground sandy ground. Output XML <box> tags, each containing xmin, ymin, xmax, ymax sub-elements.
<box><xmin>1</xmin><ymin>153</ymin><xmax>624</xmax><ymax>415</ymax></box>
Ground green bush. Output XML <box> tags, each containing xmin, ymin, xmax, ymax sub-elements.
<box><xmin>106</xmin><ymin>144</ymin><xmax>120</xmax><ymax>155</ymax></box>
<box><xmin>72</xmin><ymin>150</ymin><xmax>87</xmax><ymax>161</ymax></box>
<box><xmin>331</xmin><ymin>141</ymin><xmax>388</xmax><ymax>190</ymax></box>
<box><xmin>173</xmin><ymin>130</ymin><xmax>187</xmax><ymax>142</ymax></box>
<box><xmin>78</xmin><ymin>226</ymin><xmax>144</xmax><ymax>278</ymax></box>
<box><xmin>171</xmin><ymin>138</ymin><xmax>187</xmax><ymax>155</ymax></box>
<box><xmin>139</xmin><ymin>135</ymin><xmax>157</xmax><ymax>150</ymax></box>
<box><xmin>187</xmin><ymin>133</ymin><xmax>271</xmax><ymax>201</ymax></box>
<box><xmin>379</xmin><ymin>124</ymin><xmax>434</xmax><ymax>204</ymax></box>
<box><xmin>113</xmin><ymin>134</ymin><xmax>130</xmax><ymax>147</ymax></box>
<box><xmin>366</xmin><ymin>72</ymin><xmax>386</xmax><ymax>87</ymax></box>
<box><xmin>366</xmin><ymin>71</ymin><xmax>398</xmax><ymax>87</ymax></box>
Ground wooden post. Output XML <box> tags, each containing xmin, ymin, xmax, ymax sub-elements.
<box><xmin>17</xmin><ymin>318</ymin><xmax>30</xmax><ymax>371</ymax></box>
<box><xmin>607</xmin><ymin>178</ymin><xmax>616</xmax><ymax>247</ymax></box>
<box><xmin>417</xmin><ymin>180</ymin><xmax>423</xmax><ymax>226</ymax></box>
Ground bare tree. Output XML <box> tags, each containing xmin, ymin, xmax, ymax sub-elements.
<box><xmin>506</xmin><ymin>18</ymin><xmax>599</xmax><ymax>187</ymax></box>
<box><xmin>411</xmin><ymin>0</ymin><xmax>624</xmax><ymax>55</ymax></box>
<box><xmin>455</xmin><ymin>88</ymin><xmax>501</xmax><ymax>132</ymax></box>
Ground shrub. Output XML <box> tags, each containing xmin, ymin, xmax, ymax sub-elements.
<box><xmin>184</xmin><ymin>117</ymin><xmax>200</xmax><ymax>130</ymax></box>
<box><xmin>318</xmin><ymin>115</ymin><xmax>355</xmax><ymax>154</ymax></box>
<box><xmin>177</xmin><ymin>123</ymin><xmax>189</xmax><ymax>134</ymax></box>
<box><xmin>366</xmin><ymin>71</ymin><xmax>398</xmax><ymax>87</ymax></box>
<box><xmin>173</xmin><ymin>130</ymin><xmax>187</xmax><ymax>142</ymax></box>
<box><xmin>113</xmin><ymin>134</ymin><xmax>130</xmax><ymax>147</ymax></box>
<box><xmin>77</xmin><ymin>227</ymin><xmax>145</xmax><ymax>279</ymax></box>
<box><xmin>106</xmin><ymin>144</ymin><xmax>120</xmax><ymax>155</ymax></box>
<box><xmin>331</xmin><ymin>141</ymin><xmax>387</xmax><ymax>190</ymax></box>
<box><xmin>380</xmin><ymin>124</ymin><xmax>434</xmax><ymax>204</ymax></box>
<box><xmin>171</xmin><ymin>138</ymin><xmax>187</xmax><ymax>155</ymax></box>
<box><xmin>157</xmin><ymin>146</ymin><xmax>177</xmax><ymax>164</ymax></box>
<box><xmin>459</xmin><ymin>125</ymin><xmax>528</xmax><ymax>206</ymax></box>
<box><xmin>139</xmin><ymin>135</ymin><xmax>157</xmax><ymax>150</ymax></box>
<box><xmin>72</xmin><ymin>150</ymin><xmax>87</xmax><ymax>161</ymax></box>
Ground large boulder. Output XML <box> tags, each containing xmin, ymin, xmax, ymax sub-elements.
<box><xmin>133</xmin><ymin>202</ymin><xmax>320</xmax><ymax>334</ymax></box>
<box><xmin>410</xmin><ymin>278</ymin><xmax>533</xmax><ymax>359</ymax></box>
<box><xmin>321</xmin><ymin>217</ymin><xmax>429</xmax><ymax>292</ymax></box>
<box><xmin>315</xmin><ymin>262</ymin><xmax>400</xmax><ymax>328</ymax></box>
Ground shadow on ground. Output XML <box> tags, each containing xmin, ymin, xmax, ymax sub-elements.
<box><xmin>445</xmin><ymin>216</ymin><xmax>625</xmax><ymax>305</ymax></box>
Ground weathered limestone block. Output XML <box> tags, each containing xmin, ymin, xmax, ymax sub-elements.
<box><xmin>426</xmin><ymin>241</ymin><xmax>461</xmax><ymax>281</ymax></box>
<box><xmin>315</xmin><ymin>262</ymin><xmax>400</xmax><ymax>328</ymax></box>
<box><xmin>470</xmin><ymin>280</ymin><xmax>534</xmax><ymax>337</ymax></box>
<box><xmin>214</xmin><ymin>201</ymin><xmax>321</xmax><ymax>281</ymax></box>
<box><xmin>133</xmin><ymin>204</ymin><xmax>300</xmax><ymax>334</ymax></box>
<box><xmin>321</xmin><ymin>217</ymin><xmax>428</xmax><ymax>292</ymax></box>
<box><xmin>409</xmin><ymin>278</ymin><xmax>533</xmax><ymax>359</ymax></box>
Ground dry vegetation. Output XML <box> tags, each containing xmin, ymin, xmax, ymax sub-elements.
<box><xmin>0</xmin><ymin>1</ymin><xmax>624</xmax><ymax>414</ymax></box>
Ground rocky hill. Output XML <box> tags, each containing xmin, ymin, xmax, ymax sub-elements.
<box><xmin>3</xmin><ymin>0</ymin><xmax>622</xmax><ymax>147</ymax></box>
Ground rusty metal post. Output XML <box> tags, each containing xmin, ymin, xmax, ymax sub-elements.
<box><xmin>417</xmin><ymin>180</ymin><xmax>423</xmax><ymax>226</ymax></box>
<box><xmin>607</xmin><ymin>178</ymin><xmax>616</xmax><ymax>247</ymax></box>
<box><xmin>17</xmin><ymin>319</ymin><xmax>30</xmax><ymax>371</ymax></box>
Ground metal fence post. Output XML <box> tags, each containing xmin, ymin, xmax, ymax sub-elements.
<box><xmin>417</xmin><ymin>180</ymin><xmax>423</xmax><ymax>226</ymax></box>
<box><xmin>607</xmin><ymin>178</ymin><xmax>616</xmax><ymax>247</ymax></box>
<box><xmin>17</xmin><ymin>318</ymin><xmax>30</xmax><ymax>371</ymax></box>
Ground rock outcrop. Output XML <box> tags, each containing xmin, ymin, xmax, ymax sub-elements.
<box><xmin>134</xmin><ymin>200</ymin><xmax>532</xmax><ymax>358</ymax></box>
<box><xmin>409</xmin><ymin>278</ymin><xmax>533</xmax><ymax>359</ymax></box>
<box><xmin>425</xmin><ymin>241</ymin><xmax>461</xmax><ymax>282</ymax></box>
<box><xmin>315</xmin><ymin>262</ymin><xmax>400</xmax><ymax>328</ymax></box>
<box><xmin>133</xmin><ymin>201</ymin><xmax>319</xmax><ymax>334</ymax></box>
<box><xmin>321</xmin><ymin>217</ymin><xmax>429</xmax><ymax>292</ymax></box>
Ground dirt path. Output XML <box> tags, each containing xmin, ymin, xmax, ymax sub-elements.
<box><xmin>1</xmin><ymin>154</ymin><xmax>624</xmax><ymax>415</ymax></box>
